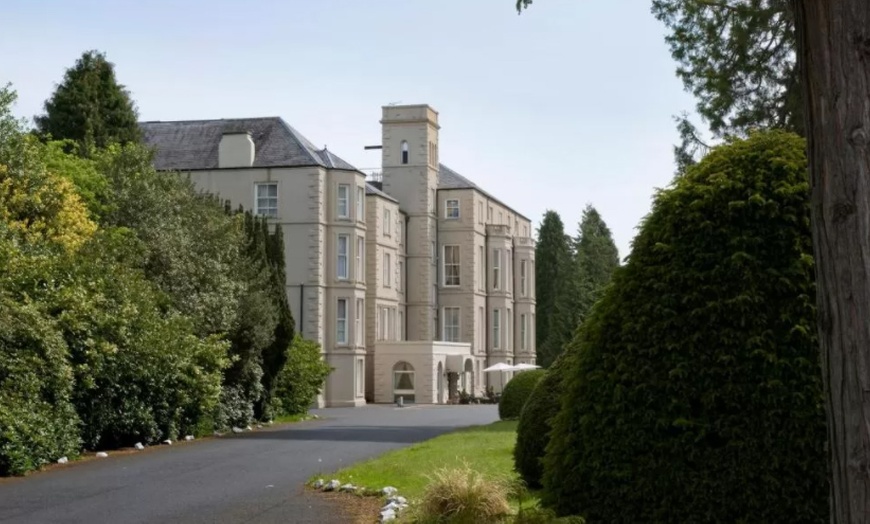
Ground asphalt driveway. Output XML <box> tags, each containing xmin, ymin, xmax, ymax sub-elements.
<box><xmin>0</xmin><ymin>404</ymin><xmax>498</xmax><ymax>523</ymax></box>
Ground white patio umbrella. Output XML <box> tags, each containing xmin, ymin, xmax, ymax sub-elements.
<box><xmin>512</xmin><ymin>363</ymin><xmax>541</xmax><ymax>371</ymax></box>
<box><xmin>482</xmin><ymin>362</ymin><xmax>514</xmax><ymax>391</ymax></box>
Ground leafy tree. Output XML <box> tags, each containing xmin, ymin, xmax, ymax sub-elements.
<box><xmin>271</xmin><ymin>335</ymin><xmax>331</xmax><ymax>417</ymax></box>
<box><xmin>534</xmin><ymin>211</ymin><xmax>572</xmax><ymax>367</ymax></box>
<box><xmin>541</xmin><ymin>131</ymin><xmax>826</xmax><ymax>522</ymax></box>
<box><xmin>35</xmin><ymin>50</ymin><xmax>141</xmax><ymax>154</ymax></box>
<box><xmin>572</xmin><ymin>205</ymin><xmax>619</xmax><ymax>322</ymax></box>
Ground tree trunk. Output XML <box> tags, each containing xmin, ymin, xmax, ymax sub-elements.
<box><xmin>796</xmin><ymin>1</ymin><xmax>870</xmax><ymax>521</ymax></box>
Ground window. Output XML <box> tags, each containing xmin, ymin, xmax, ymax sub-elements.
<box><xmin>521</xmin><ymin>314</ymin><xmax>528</xmax><ymax>350</ymax></box>
<box><xmin>355</xmin><ymin>298</ymin><xmax>364</xmax><ymax>346</ymax></box>
<box><xmin>337</xmin><ymin>235</ymin><xmax>349</xmax><ymax>280</ymax></box>
<box><xmin>383</xmin><ymin>252</ymin><xmax>391</xmax><ymax>287</ymax></box>
<box><xmin>389</xmin><ymin>308</ymin><xmax>397</xmax><ymax>340</ymax></box>
<box><xmin>493</xmin><ymin>309</ymin><xmax>501</xmax><ymax>349</ymax></box>
<box><xmin>507</xmin><ymin>250</ymin><xmax>512</xmax><ymax>293</ymax></box>
<box><xmin>393</xmin><ymin>361</ymin><xmax>415</xmax><ymax>402</ymax></box>
<box><xmin>430</xmin><ymin>189</ymin><xmax>436</xmax><ymax>213</ymax></box>
<box><xmin>356</xmin><ymin>237</ymin><xmax>364</xmax><ymax>281</ymax></box>
<box><xmin>521</xmin><ymin>260</ymin><xmax>528</xmax><ymax>297</ymax></box>
<box><xmin>337</xmin><ymin>299</ymin><xmax>348</xmax><ymax>345</ymax></box>
<box><xmin>383</xmin><ymin>209</ymin><xmax>391</xmax><ymax>237</ymax></box>
<box><xmin>479</xmin><ymin>307</ymin><xmax>485</xmax><ymax>353</ymax></box>
<box><xmin>478</xmin><ymin>201</ymin><xmax>484</xmax><ymax>224</ymax></box>
<box><xmin>443</xmin><ymin>307</ymin><xmax>460</xmax><ymax>342</ymax></box>
<box><xmin>397</xmin><ymin>219</ymin><xmax>402</xmax><ymax>244</ymax></box>
<box><xmin>338</xmin><ymin>184</ymin><xmax>349</xmax><ymax>218</ymax></box>
<box><xmin>398</xmin><ymin>261</ymin><xmax>404</xmax><ymax>292</ymax></box>
<box><xmin>498</xmin><ymin>211</ymin><xmax>503</xmax><ymax>224</ymax></box>
<box><xmin>401</xmin><ymin>141</ymin><xmax>409</xmax><ymax>164</ymax></box>
<box><xmin>507</xmin><ymin>308</ymin><xmax>512</xmax><ymax>350</ymax></box>
<box><xmin>399</xmin><ymin>310</ymin><xmax>404</xmax><ymax>340</ymax></box>
<box><xmin>445</xmin><ymin>199</ymin><xmax>460</xmax><ymax>219</ymax></box>
<box><xmin>356</xmin><ymin>359</ymin><xmax>364</xmax><ymax>397</ymax></box>
<box><xmin>479</xmin><ymin>246</ymin><xmax>485</xmax><ymax>290</ymax></box>
<box><xmin>356</xmin><ymin>187</ymin><xmax>365</xmax><ymax>221</ymax></box>
<box><xmin>378</xmin><ymin>307</ymin><xmax>388</xmax><ymax>341</ymax></box>
<box><xmin>492</xmin><ymin>249</ymin><xmax>501</xmax><ymax>290</ymax></box>
<box><xmin>255</xmin><ymin>183</ymin><xmax>278</xmax><ymax>217</ymax></box>
<box><xmin>443</xmin><ymin>245</ymin><xmax>460</xmax><ymax>286</ymax></box>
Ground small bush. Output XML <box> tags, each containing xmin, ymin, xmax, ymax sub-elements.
<box><xmin>499</xmin><ymin>370</ymin><xmax>546</xmax><ymax>420</ymax></box>
<box><xmin>0</xmin><ymin>297</ymin><xmax>81</xmax><ymax>476</ymax></box>
<box><xmin>514</xmin><ymin>354</ymin><xmax>572</xmax><ymax>488</ymax></box>
<box><xmin>270</xmin><ymin>335</ymin><xmax>332</xmax><ymax>417</ymax></box>
<box><xmin>415</xmin><ymin>463</ymin><xmax>511</xmax><ymax>524</ymax></box>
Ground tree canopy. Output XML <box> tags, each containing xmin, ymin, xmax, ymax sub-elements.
<box><xmin>533</xmin><ymin>210</ymin><xmax>572</xmax><ymax>367</ymax></box>
<box><xmin>34</xmin><ymin>50</ymin><xmax>142</xmax><ymax>154</ymax></box>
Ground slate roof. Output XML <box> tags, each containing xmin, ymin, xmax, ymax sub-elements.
<box><xmin>139</xmin><ymin>117</ymin><xmax>359</xmax><ymax>172</ymax></box>
<box><xmin>438</xmin><ymin>164</ymin><xmax>530</xmax><ymax>221</ymax></box>
<box><xmin>365</xmin><ymin>182</ymin><xmax>398</xmax><ymax>203</ymax></box>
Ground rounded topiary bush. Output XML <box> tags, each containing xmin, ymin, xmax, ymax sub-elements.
<box><xmin>499</xmin><ymin>369</ymin><xmax>546</xmax><ymax>420</ymax></box>
<box><xmin>542</xmin><ymin>131</ymin><xmax>827</xmax><ymax>522</ymax></box>
<box><xmin>513</xmin><ymin>353</ymin><xmax>572</xmax><ymax>488</ymax></box>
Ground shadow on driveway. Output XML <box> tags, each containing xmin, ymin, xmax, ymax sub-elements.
<box><xmin>240</xmin><ymin>425</ymin><xmax>464</xmax><ymax>444</ymax></box>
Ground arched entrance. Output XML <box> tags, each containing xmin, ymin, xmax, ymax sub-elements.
<box><xmin>462</xmin><ymin>358</ymin><xmax>474</xmax><ymax>394</ymax></box>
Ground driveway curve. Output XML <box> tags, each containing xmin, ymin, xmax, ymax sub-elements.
<box><xmin>0</xmin><ymin>405</ymin><xmax>498</xmax><ymax>523</ymax></box>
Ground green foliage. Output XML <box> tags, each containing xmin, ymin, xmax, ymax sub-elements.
<box><xmin>572</xmin><ymin>205</ymin><xmax>619</xmax><ymax>322</ymax></box>
<box><xmin>534</xmin><ymin>211</ymin><xmax>572</xmax><ymax>367</ymax></box>
<box><xmin>39</xmin><ymin>140</ymin><xmax>108</xmax><ymax>218</ymax></box>
<box><xmin>651</xmin><ymin>1</ymin><xmax>799</xmax><ymax>138</ymax></box>
<box><xmin>34</xmin><ymin>50</ymin><xmax>141</xmax><ymax>154</ymax></box>
<box><xmin>542</xmin><ymin>131</ymin><xmax>827</xmax><ymax>522</ymax></box>
<box><xmin>499</xmin><ymin>370</ymin><xmax>546</xmax><ymax>421</ymax></box>
<box><xmin>271</xmin><ymin>335</ymin><xmax>331</xmax><ymax>417</ymax></box>
<box><xmin>513</xmin><ymin>354</ymin><xmax>572</xmax><ymax>489</ymax></box>
<box><xmin>0</xmin><ymin>294</ymin><xmax>81</xmax><ymax>476</ymax></box>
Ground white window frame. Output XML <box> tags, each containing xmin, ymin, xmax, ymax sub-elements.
<box><xmin>383</xmin><ymin>252</ymin><xmax>391</xmax><ymax>287</ymax></box>
<box><xmin>445</xmin><ymin>199</ymin><xmax>460</xmax><ymax>219</ymax></box>
<box><xmin>507</xmin><ymin>250</ymin><xmax>512</xmax><ymax>293</ymax></box>
<box><xmin>356</xmin><ymin>358</ymin><xmax>365</xmax><ymax>397</ymax></box>
<box><xmin>337</xmin><ymin>234</ymin><xmax>349</xmax><ymax>280</ymax></box>
<box><xmin>507</xmin><ymin>308</ymin><xmax>512</xmax><ymax>350</ymax></box>
<box><xmin>493</xmin><ymin>309</ymin><xmax>501</xmax><ymax>350</ymax></box>
<box><xmin>356</xmin><ymin>236</ymin><xmax>364</xmax><ymax>282</ymax></box>
<box><xmin>521</xmin><ymin>314</ymin><xmax>528</xmax><ymax>350</ymax></box>
<box><xmin>355</xmin><ymin>298</ymin><xmax>364</xmax><ymax>346</ymax></box>
<box><xmin>383</xmin><ymin>208</ymin><xmax>391</xmax><ymax>237</ymax></box>
<box><xmin>356</xmin><ymin>186</ymin><xmax>365</xmax><ymax>221</ymax></box>
<box><xmin>338</xmin><ymin>184</ymin><xmax>349</xmax><ymax>219</ymax></box>
<box><xmin>521</xmin><ymin>260</ymin><xmax>528</xmax><ymax>297</ymax></box>
<box><xmin>336</xmin><ymin>298</ymin><xmax>348</xmax><ymax>345</ymax></box>
<box><xmin>443</xmin><ymin>307</ymin><xmax>460</xmax><ymax>342</ymax></box>
<box><xmin>492</xmin><ymin>249</ymin><xmax>501</xmax><ymax>290</ymax></box>
<box><xmin>254</xmin><ymin>182</ymin><xmax>278</xmax><ymax>217</ymax></box>
<box><xmin>443</xmin><ymin>245</ymin><xmax>460</xmax><ymax>287</ymax></box>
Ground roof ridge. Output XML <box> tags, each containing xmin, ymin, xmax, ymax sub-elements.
<box><xmin>139</xmin><ymin>116</ymin><xmax>283</xmax><ymax>125</ymax></box>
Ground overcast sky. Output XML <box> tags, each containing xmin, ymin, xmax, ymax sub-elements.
<box><xmin>1</xmin><ymin>0</ymin><xmax>697</xmax><ymax>257</ymax></box>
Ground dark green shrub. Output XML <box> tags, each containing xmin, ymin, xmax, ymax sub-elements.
<box><xmin>270</xmin><ymin>335</ymin><xmax>332</xmax><ymax>417</ymax></box>
<box><xmin>498</xmin><ymin>370</ymin><xmax>546</xmax><ymax>421</ymax></box>
<box><xmin>0</xmin><ymin>297</ymin><xmax>81</xmax><ymax>475</ymax></box>
<box><xmin>542</xmin><ymin>131</ymin><xmax>827</xmax><ymax>522</ymax></box>
<box><xmin>514</xmin><ymin>353</ymin><xmax>573</xmax><ymax>488</ymax></box>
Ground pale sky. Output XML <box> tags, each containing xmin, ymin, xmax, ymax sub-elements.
<box><xmin>1</xmin><ymin>0</ymin><xmax>697</xmax><ymax>257</ymax></box>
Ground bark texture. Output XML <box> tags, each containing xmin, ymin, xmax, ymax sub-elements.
<box><xmin>797</xmin><ymin>1</ymin><xmax>870</xmax><ymax>521</ymax></box>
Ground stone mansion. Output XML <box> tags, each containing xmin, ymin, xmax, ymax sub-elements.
<box><xmin>141</xmin><ymin>104</ymin><xmax>536</xmax><ymax>407</ymax></box>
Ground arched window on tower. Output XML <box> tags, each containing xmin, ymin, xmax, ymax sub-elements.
<box><xmin>401</xmin><ymin>141</ymin><xmax>409</xmax><ymax>164</ymax></box>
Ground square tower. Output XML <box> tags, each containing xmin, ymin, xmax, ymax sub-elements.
<box><xmin>380</xmin><ymin>105</ymin><xmax>440</xmax><ymax>341</ymax></box>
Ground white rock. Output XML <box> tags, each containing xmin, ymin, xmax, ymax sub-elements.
<box><xmin>340</xmin><ymin>483</ymin><xmax>356</xmax><ymax>492</ymax></box>
<box><xmin>96</xmin><ymin>452</ymin><xmax>108</xmax><ymax>458</ymax></box>
<box><xmin>162</xmin><ymin>439</ymin><xmax>172</xmax><ymax>445</ymax></box>
<box><xmin>245</xmin><ymin>425</ymin><xmax>252</xmax><ymax>431</ymax></box>
<box><xmin>382</xmin><ymin>486</ymin><xmax>398</xmax><ymax>496</ymax></box>
<box><xmin>380</xmin><ymin>508</ymin><xmax>397</xmax><ymax>522</ymax></box>
<box><xmin>57</xmin><ymin>456</ymin><xmax>68</xmax><ymax>464</ymax></box>
<box><xmin>134</xmin><ymin>442</ymin><xmax>145</xmax><ymax>450</ymax></box>
<box><xmin>213</xmin><ymin>431</ymin><xmax>223</xmax><ymax>437</ymax></box>
<box><xmin>256</xmin><ymin>424</ymin><xmax>263</xmax><ymax>429</ymax></box>
<box><xmin>232</xmin><ymin>427</ymin><xmax>243</xmax><ymax>434</ymax></box>
<box><xmin>387</xmin><ymin>495</ymin><xmax>408</xmax><ymax>505</ymax></box>
<box><xmin>312</xmin><ymin>479</ymin><xmax>324</xmax><ymax>489</ymax></box>
<box><xmin>381</xmin><ymin>502</ymin><xmax>399</xmax><ymax>512</ymax></box>
<box><xmin>184</xmin><ymin>435</ymin><xmax>194</xmax><ymax>441</ymax></box>
<box><xmin>323</xmin><ymin>479</ymin><xmax>341</xmax><ymax>492</ymax></box>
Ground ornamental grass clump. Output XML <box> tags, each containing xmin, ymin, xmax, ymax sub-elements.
<box><xmin>415</xmin><ymin>462</ymin><xmax>511</xmax><ymax>524</ymax></box>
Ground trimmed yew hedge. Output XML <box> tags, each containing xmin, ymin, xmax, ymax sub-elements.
<box><xmin>542</xmin><ymin>131</ymin><xmax>828</xmax><ymax>522</ymax></box>
<box><xmin>499</xmin><ymin>369</ymin><xmax>546</xmax><ymax>421</ymax></box>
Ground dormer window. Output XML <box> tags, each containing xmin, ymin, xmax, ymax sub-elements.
<box><xmin>401</xmin><ymin>141</ymin><xmax>409</xmax><ymax>164</ymax></box>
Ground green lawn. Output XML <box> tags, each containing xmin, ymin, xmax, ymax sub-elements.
<box><xmin>310</xmin><ymin>420</ymin><xmax>538</xmax><ymax>506</ymax></box>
